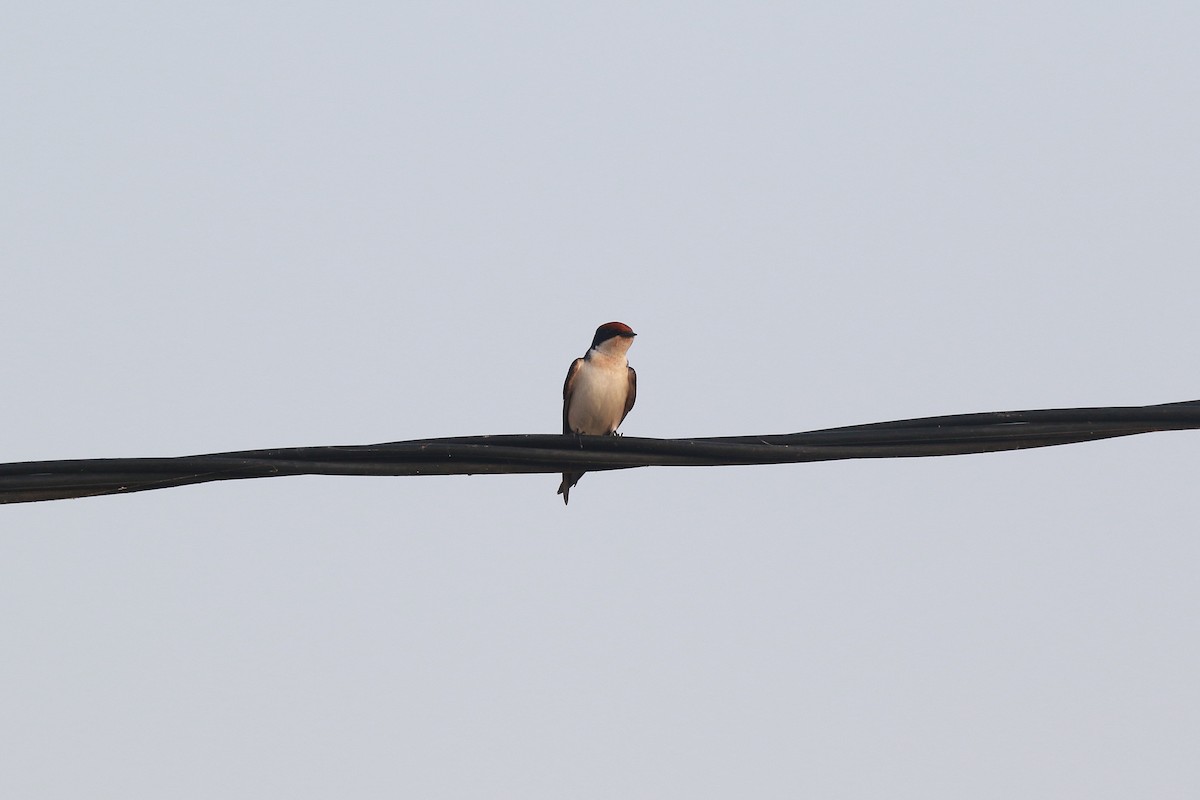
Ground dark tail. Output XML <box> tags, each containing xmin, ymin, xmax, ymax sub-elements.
<box><xmin>557</xmin><ymin>472</ymin><xmax>583</xmax><ymax>505</ymax></box>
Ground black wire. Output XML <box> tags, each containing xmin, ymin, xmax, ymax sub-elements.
<box><xmin>2</xmin><ymin>399</ymin><xmax>1197</xmax><ymax>504</ymax></box>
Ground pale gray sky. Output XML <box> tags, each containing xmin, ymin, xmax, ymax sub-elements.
<box><xmin>3</xmin><ymin>2</ymin><xmax>1199</xmax><ymax>797</ymax></box>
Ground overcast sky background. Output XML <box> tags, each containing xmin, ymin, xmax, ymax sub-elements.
<box><xmin>3</xmin><ymin>2</ymin><xmax>1199</xmax><ymax>797</ymax></box>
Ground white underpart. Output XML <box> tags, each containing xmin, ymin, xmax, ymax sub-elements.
<box><xmin>567</xmin><ymin>351</ymin><xmax>630</xmax><ymax>435</ymax></box>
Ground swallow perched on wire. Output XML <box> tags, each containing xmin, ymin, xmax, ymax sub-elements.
<box><xmin>558</xmin><ymin>321</ymin><xmax>638</xmax><ymax>504</ymax></box>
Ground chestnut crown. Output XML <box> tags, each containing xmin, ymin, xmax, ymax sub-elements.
<box><xmin>590</xmin><ymin>321</ymin><xmax>636</xmax><ymax>349</ymax></box>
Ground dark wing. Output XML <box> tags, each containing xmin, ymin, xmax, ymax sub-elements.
<box><xmin>562</xmin><ymin>358</ymin><xmax>584</xmax><ymax>434</ymax></box>
<box><xmin>620</xmin><ymin>366</ymin><xmax>637</xmax><ymax>426</ymax></box>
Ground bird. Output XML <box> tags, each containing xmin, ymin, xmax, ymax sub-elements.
<box><xmin>557</xmin><ymin>321</ymin><xmax>638</xmax><ymax>504</ymax></box>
